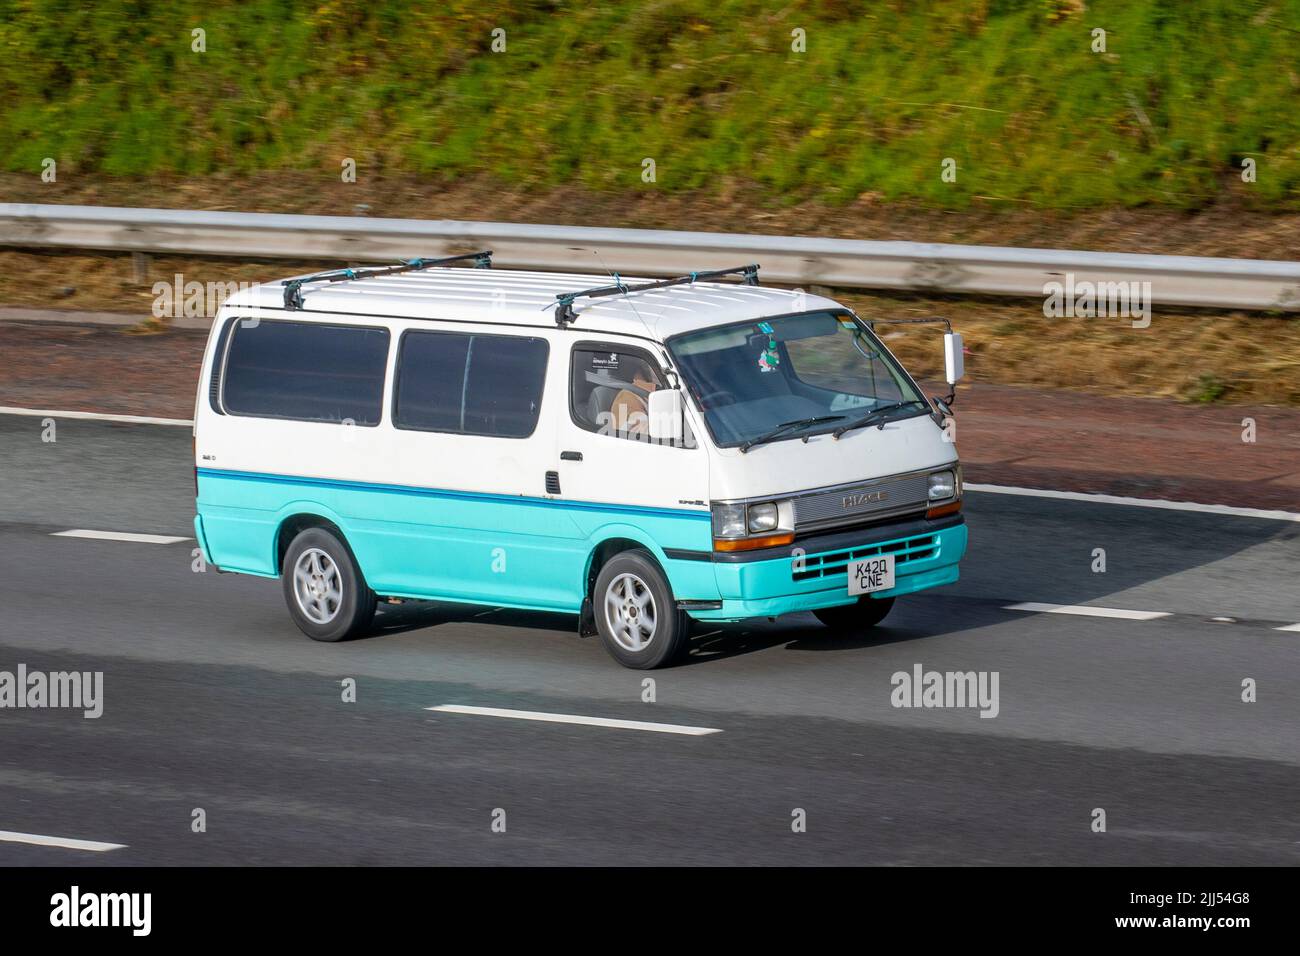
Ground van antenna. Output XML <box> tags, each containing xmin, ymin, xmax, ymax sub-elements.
<box><xmin>590</xmin><ymin>250</ymin><xmax>657</xmax><ymax>342</ymax></box>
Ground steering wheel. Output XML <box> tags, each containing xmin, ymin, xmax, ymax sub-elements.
<box><xmin>697</xmin><ymin>390</ymin><xmax>738</xmax><ymax>408</ymax></box>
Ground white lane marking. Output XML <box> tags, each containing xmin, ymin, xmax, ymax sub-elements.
<box><xmin>1275</xmin><ymin>623</ymin><xmax>1300</xmax><ymax>632</ymax></box>
<box><xmin>51</xmin><ymin>529</ymin><xmax>190</xmax><ymax>545</ymax></box>
<box><xmin>967</xmin><ymin>484</ymin><xmax>1300</xmax><ymax>523</ymax></box>
<box><xmin>2</xmin><ymin>408</ymin><xmax>1294</xmax><ymax>519</ymax></box>
<box><xmin>0</xmin><ymin>406</ymin><xmax>192</xmax><ymax>427</ymax></box>
<box><xmin>426</xmin><ymin>704</ymin><xmax>722</xmax><ymax>736</ymax></box>
<box><xmin>0</xmin><ymin>830</ymin><xmax>125</xmax><ymax>852</ymax></box>
<box><xmin>1004</xmin><ymin>602</ymin><xmax>1172</xmax><ymax>621</ymax></box>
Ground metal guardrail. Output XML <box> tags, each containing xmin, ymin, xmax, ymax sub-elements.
<box><xmin>2</xmin><ymin>203</ymin><xmax>1297</xmax><ymax>310</ymax></box>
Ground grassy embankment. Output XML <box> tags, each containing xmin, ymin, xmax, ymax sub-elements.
<box><xmin>0</xmin><ymin>0</ymin><xmax>1297</xmax><ymax>403</ymax></box>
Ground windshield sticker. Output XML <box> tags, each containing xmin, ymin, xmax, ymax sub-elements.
<box><xmin>756</xmin><ymin>322</ymin><xmax>780</xmax><ymax>373</ymax></box>
<box><xmin>591</xmin><ymin>352</ymin><xmax>620</xmax><ymax>369</ymax></box>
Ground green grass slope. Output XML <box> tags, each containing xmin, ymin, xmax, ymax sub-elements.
<box><xmin>1</xmin><ymin>0</ymin><xmax>1297</xmax><ymax>208</ymax></box>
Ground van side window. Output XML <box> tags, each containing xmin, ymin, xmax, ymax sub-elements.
<box><xmin>571</xmin><ymin>347</ymin><xmax>688</xmax><ymax>446</ymax></box>
<box><xmin>207</xmin><ymin>317</ymin><xmax>235</xmax><ymax>414</ymax></box>
<box><xmin>222</xmin><ymin>319</ymin><xmax>389</xmax><ymax>425</ymax></box>
<box><xmin>394</xmin><ymin>330</ymin><xmax>548</xmax><ymax>438</ymax></box>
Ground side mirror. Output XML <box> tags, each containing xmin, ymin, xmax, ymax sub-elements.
<box><xmin>944</xmin><ymin>332</ymin><xmax>965</xmax><ymax>385</ymax></box>
<box><xmin>648</xmin><ymin>388</ymin><xmax>685</xmax><ymax>444</ymax></box>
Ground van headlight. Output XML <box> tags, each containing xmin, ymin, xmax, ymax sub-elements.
<box><xmin>711</xmin><ymin>500</ymin><xmax>794</xmax><ymax>551</ymax></box>
<box><xmin>712</xmin><ymin>502</ymin><xmax>748</xmax><ymax>539</ymax></box>
<box><xmin>927</xmin><ymin>470</ymin><xmax>957</xmax><ymax>500</ymax></box>
<box><xmin>747</xmin><ymin>502</ymin><xmax>779</xmax><ymax>533</ymax></box>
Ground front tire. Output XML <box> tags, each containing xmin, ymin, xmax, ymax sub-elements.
<box><xmin>594</xmin><ymin>550</ymin><xmax>690</xmax><ymax>669</ymax></box>
<box><xmin>814</xmin><ymin>595</ymin><xmax>895</xmax><ymax>632</ymax></box>
<box><xmin>281</xmin><ymin>527</ymin><xmax>376</xmax><ymax>642</ymax></box>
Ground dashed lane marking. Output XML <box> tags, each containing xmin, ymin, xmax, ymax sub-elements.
<box><xmin>426</xmin><ymin>704</ymin><xmax>722</xmax><ymax>736</ymax></box>
<box><xmin>0</xmin><ymin>830</ymin><xmax>126</xmax><ymax>852</ymax></box>
<box><xmin>0</xmin><ymin>406</ymin><xmax>192</xmax><ymax>427</ymax></box>
<box><xmin>51</xmin><ymin>529</ymin><xmax>191</xmax><ymax>545</ymax></box>
<box><xmin>1004</xmin><ymin>602</ymin><xmax>1172</xmax><ymax>621</ymax></box>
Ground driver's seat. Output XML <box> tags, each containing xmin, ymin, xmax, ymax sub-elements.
<box><xmin>587</xmin><ymin>385</ymin><xmax>618</xmax><ymax>426</ymax></box>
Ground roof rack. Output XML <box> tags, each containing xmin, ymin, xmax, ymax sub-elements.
<box><xmin>553</xmin><ymin>263</ymin><xmax>760</xmax><ymax>327</ymax></box>
<box><xmin>281</xmin><ymin>250</ymin><xmax>493</xmax><ymax>311</ymax></box>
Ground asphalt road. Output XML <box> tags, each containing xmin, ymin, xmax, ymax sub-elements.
<box><xmin>0</xmin><ymin>414</ymin><xmax>1298</xmax><ymax>865</ymax></box>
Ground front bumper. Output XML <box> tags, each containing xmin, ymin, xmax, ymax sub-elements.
<box><xmin>686</xmin><ymin>514</ymin><xmax>967</xmax><ymax>622</ymax></box>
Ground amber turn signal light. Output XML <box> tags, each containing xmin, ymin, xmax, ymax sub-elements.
<box><xmin>713</xmin><ymin>532</ymin><xmax>795</xmax><ymax>552</ymax></box>
<box><xmin>925</xmin><ymin>500</ymin><xmax>962</xmax><ymax>519</ymax></box>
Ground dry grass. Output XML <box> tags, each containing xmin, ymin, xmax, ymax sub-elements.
<box><xmin>841</xmin><ymin>292</ymin><xmax>1300</xmax><ymax>407</ymax></box>
<box><xmin>1</xmin><ymin>248</ymin><xmax>1296</xmax><ymax>407</ymax></box>
<box><xmin>0</xmin><ymin>250</ymin><xmax>308</xmax><ymax>317</ymax></box>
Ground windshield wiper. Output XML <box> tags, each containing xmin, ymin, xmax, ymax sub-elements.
<box><xmin>739</xmin><ymin>415</ymin><xmax>845</xmax><ymax>453</ymax></box>
<box><xmin>831</xmin><ymin>400</ymin><xmax>926</xmax><ymax>439</ymax></box>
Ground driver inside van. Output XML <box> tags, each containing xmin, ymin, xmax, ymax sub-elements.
<box><xmin>609</xmin><ymin>358</ymin><xmax>660</xmax><ymax>436</ymax></box>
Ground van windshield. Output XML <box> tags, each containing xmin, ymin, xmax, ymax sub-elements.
<box><xmin>667</xmin><ymin>311</ymin><xmax>927</xmax><ymax>448</ymax></box>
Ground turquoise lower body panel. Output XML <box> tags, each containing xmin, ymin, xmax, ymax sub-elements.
<box><xmin>193</xmin><ymin>514</ymin><xmax>213</xmax><ymax>567</ymax></box>
<box><xmin>196</xmin><ymin>469</ymin><xmax>712</xmax><ymax>613</ymax></box>
<box><xmin>197</xmin><ymin>468</ymin><xmax>964</xmax><ymax>625</ymax></box>
<box><xmin>688</xmin><ymin>523</ymin><xmax>967</xmax><ymax>622</ymax></box>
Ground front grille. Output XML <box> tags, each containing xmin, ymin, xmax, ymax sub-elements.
<box><xmin>792</xmin><ymin>533</ymin><xmax>937</xmax><ymax>582</ymax></box>
<box><xmin>793</xmin><ymin>509</ymin><xmax>927</xmax><ymax>542</ymax></box>
<box><xmin>793</xmin><ymin>473</ymin><xmax>931</xmax><ymax>531</ymax></box>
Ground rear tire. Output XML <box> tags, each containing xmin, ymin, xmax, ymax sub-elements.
<box><xmin>594</xmin><ymin>549</ymin><xmax>690</xmax><ymax>669</ymax></box>
<box><xmin>814</xmin><ymin>596</ymin><xmax>895</xmax><ymax>632</ymax></box>
<box><xmin>281</xmin><ymin>527</ymin><xmax>376</xmax><ymax>642</ymax></box>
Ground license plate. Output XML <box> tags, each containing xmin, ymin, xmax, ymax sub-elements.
<box><xmin>848</xmin><ymin>554</ymin><xmax>895</xmax><ymax>595</ymax></box>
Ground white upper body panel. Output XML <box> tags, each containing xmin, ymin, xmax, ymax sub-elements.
<box><xmin>198</xmin><ymin>267</ymin><xmax>957</xmax><ymax>510</ymax></box>
<box><xmin>707</xmin><ymin>413</ymin><xmax>956</xmax><ymax>502</ymax></box>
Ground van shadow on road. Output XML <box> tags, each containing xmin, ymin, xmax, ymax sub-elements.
<box><xmin>361</xmin><ymin>589</ymin><xmax>1012</xmax><ymax>666</ymax></box>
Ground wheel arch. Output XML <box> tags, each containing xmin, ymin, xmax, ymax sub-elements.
<box><xmin>273</xmin><ymin>503</ymin><xmax>355</xmax><ymax>576</ymax></box>
<box><xmin>580</xmin><ymin>525</ymin><xmax>673</xmax><ymax>607</ymax></box>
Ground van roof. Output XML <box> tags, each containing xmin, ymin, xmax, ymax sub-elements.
<box><xmin>224</xmin><ymin>267</ymin><xmax>844</xmax><ymax>340</ymax></box>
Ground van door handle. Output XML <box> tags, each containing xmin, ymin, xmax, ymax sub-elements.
<box><xmin>560</xmin><ymin>451</ymin><xmax>583</xmax><ymax>462</ymax></box>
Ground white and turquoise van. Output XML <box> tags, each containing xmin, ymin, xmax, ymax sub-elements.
<box><xmin>193</xmin><ymin>257</ymin><xmax>967</xmax><ymax>668</ymax></box>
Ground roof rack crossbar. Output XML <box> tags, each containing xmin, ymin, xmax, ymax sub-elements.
<box><xmin>281</xmin><ymin>250</ymin><xmax>493</xmax><ymax>310</ymax></box>
<box><xmin>553</xmin><ymin>263</ymin><xmax>760</xmax><ymax>327</ymax></box>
